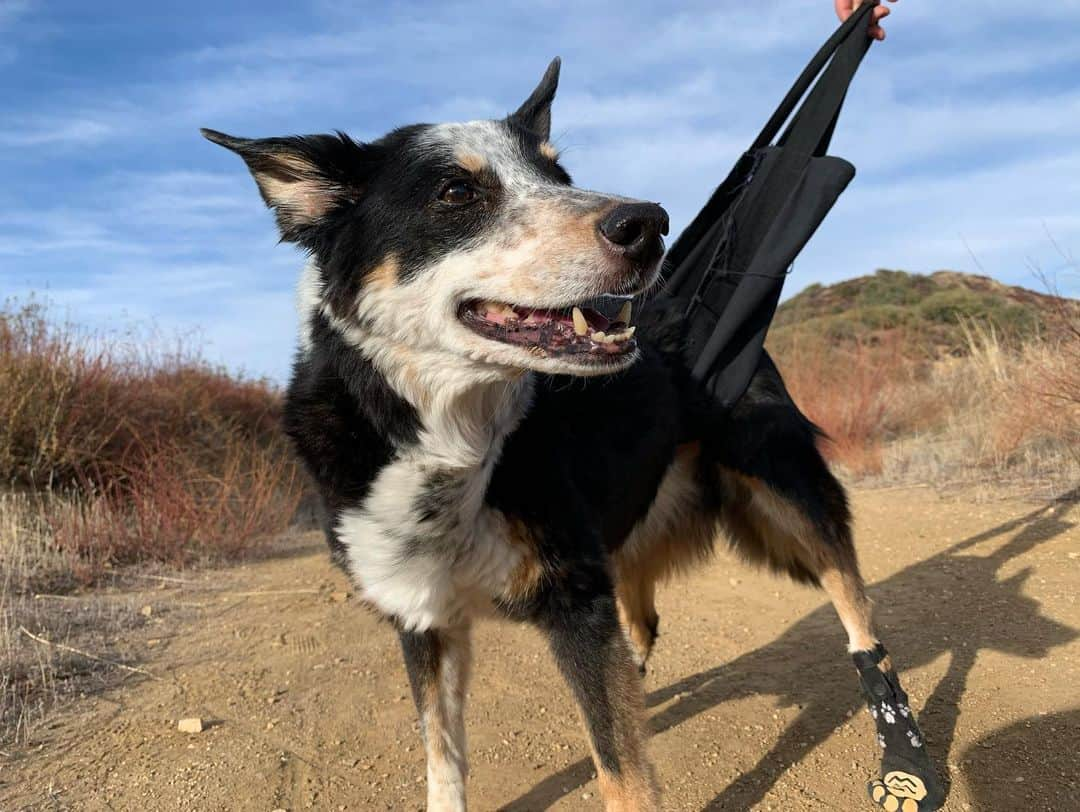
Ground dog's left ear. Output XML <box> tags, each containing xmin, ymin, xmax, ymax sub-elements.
<box><xmin>509</xmin><ymin>57</ymin><xmax>560</xmax><ymax>141</ymax></box>
<box><xmin>201</xmin><ymin>128</ymin><xmax>374</xmax><ymax>243</ymax></box>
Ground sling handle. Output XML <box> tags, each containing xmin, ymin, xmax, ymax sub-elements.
<box><xmin>750</xmin><ymin>0</ymin><xmax>877</xmax><ymax>157</ymax></box>
<box><xmin>721</xmin><ymin>0</ymin><xmax>876</xmax><ymax>278</ymax></box>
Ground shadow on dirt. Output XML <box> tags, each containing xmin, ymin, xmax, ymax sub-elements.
<box><xmin>961</xmin><ymin>708</ymin><xmax>1080</xmax><ymax>810</ymax></box>
<box><xmin>504</xmin><ymin>489</ymin><xmax>1078</xmax><ymax>811</ymax></box>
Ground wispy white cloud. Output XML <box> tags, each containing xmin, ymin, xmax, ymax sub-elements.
<box><xmin>6</xmin><ymin>0</ymin><xmax>1079</xmax><ymax>379</ymax></box>
<box><xmin>0</xmin><ymin>117</ymin><xmax>115</xmax><ymax>147</ymax></box>
<box><xmin>800</xmin><ymin>147</ymin><xmax>1080</xmax><ymax>291</ymax></box>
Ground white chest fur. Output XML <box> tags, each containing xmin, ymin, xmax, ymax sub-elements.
<box><xmin>337</xmin><ymin>366</ymin><xmax>535</xmax><ymax>631</ymax></box>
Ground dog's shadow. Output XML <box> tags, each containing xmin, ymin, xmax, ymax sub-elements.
<box><xmin>503</xmin><ymin>489</ymin><xmax>1079</xmax><ymax>811</ymax></box>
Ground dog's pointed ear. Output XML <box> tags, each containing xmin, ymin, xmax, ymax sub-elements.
<box><xmin>201</xmin><ymin>128</ymin><xmax>374</xmax><ymax>242</ymax></box>
<box><xmin>509</xmin><ymin>57</ymin><xmax>560</xmax><ymax>140</ymax></box>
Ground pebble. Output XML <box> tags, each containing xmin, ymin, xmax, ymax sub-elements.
<box><xmin>177</xmin><ymin>718</ymin><xmax>204</xmax><ymax>734</ymax></box>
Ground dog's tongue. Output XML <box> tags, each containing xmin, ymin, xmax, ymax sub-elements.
<box><xmin>515</xmin><ymin>306</ymin><xmax>610</xmax><ymax>331</ymax></box>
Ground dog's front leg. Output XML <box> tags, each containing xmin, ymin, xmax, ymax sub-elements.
<box><xmin>537</xmin><ymin>574</ymin><xmax>659</xmax><ymax>812</ymax></box>
<box><xmin>399</xmin><ymin>624</ymin><xmax>472</xmax><ymax>812</ymax></box>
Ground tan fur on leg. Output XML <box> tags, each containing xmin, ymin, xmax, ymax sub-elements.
<box><xmin>716</xmin><ymin>467</ymin><xmax>874</xmax><ymax>650</ymax></box>
<box><xmin>586</xmin><ymin>637</ymin><xmax>659</xmax><ymax>812</ymax></box>
<box><xmin>419</xmin><ymin>626</ymin><xmax>471</xmax><ymax>812</ymax></box>
<box><xmin>613</xmin><ymin>442</ymin><xmax>714</xmax><ymax>673</ymax></box>
<box><xmin>617</xmin><ymin>575</ymin><xmax>659</xmax><ymax>672</ymax></box>
<box><xmin>819</xmin><ymin>568</ymin><xmax>879</xmax><ymax>652</ymax></box>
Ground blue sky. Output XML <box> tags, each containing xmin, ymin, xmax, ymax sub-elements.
<box><xmin>4</xmin><ymin>0</ymin><xmax>1080</xmax><ymax>380</ymax></box>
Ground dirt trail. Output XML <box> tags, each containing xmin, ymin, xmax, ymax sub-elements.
<box><xmin>2</xmin><ymin>487</ymin><xmax>1078</xmax><ymax>811</ymax></box>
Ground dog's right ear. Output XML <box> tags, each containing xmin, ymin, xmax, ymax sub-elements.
<box><xmin>509</xmin><ymin>57</ymin><xmax>561</xmax><ymax>141</ymax></box>
<box><xmin>201</xmin><ymin>128</ymin><xmax>376</xmax><ymax>243</ymax></box>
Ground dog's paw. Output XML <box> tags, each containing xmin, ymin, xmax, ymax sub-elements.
<box><xmin>854</xmin><ymin>645</ymin><xmax>945</xmax><ymax>812</ymax></box>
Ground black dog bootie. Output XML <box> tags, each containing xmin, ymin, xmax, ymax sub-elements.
<box><xmin>854</xmin><ymin>644</ymin><xmax>945</xmax><ymax>812</ymax></box>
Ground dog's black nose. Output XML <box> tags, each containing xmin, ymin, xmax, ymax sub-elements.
<box><xmin>597</xmin><ymin>202</ymin><xmax>670</xmax><ymax>265</ymax></box>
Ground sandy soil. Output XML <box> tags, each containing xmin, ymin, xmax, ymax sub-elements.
<box><xmin>2</xmin><ymin>486</ymin><xmax>1078</xmax><ymax>811</ymax></box>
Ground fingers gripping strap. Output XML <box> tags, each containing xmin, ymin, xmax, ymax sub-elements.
<box><xmin>853</xmin><ymin>645</ymin><xmax>946</xmax><ymax>811</ymax></box>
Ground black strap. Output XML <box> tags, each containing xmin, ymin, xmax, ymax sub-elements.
<box><xmin>853</xmin><ymin>642</ymin><xmax>890</xmax><ymax>673</ymax></box>
<box><xmin>686</xmin><ymin>4</ymin><xmax>876</xmax><ymax>384</ymax></box>
<box><xmin>733</xmin><ymin>1</ymin><xmax>875</xmax><ymax>264</ymax></box>
<box><xmin>752</xmin><ymin>1</ymin><xmax>877</xmax><ymax>154</ymax></box>
<box><xmin>665</xmin><ymin>1</ymin><xmax>876</xmax><ymax>290</ymax></box>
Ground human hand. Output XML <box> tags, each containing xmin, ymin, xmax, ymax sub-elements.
<box><xmin>833</xmin><ymin>0</ymin><xmax>897</xmax><ymax>41</ymax></box>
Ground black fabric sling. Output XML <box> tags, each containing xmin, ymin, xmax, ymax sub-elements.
<box><xmin>656</xmin><ymin>1</ymin><xmax>877</xmax><ymax>408</ymax></box>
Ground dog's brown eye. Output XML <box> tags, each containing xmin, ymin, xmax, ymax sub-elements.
<box><xmin>439</xmin><ymin>180</ymin><xmax>479</xmax><ymax>206</ymax></box>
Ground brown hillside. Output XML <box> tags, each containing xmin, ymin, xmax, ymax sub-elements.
<box><xmin>769</xmin><ymin>269</ymin><xmax>1077</xmax><ymax>359</ymax></box>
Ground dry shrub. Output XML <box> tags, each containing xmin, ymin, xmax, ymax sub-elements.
<box><xmin>49</xmin><ymin>434</ymin><xmax>301</xmax><ymax>579</ymax></box>
<box><xmin>773</xmin><ymin>313</ymin><xmax>1079</xmax><ymax>493</ymax></box>
<box><xmin>876</xmin><ymin>322</ymin><xmax>1078</xmax><ymax>494</ymax></box>
<box><xmin>1</xmin><ymin>301</ymin><xmax>304</xmax><ymax>744</ymax></box>
<box><xmin>773</xmin><ymin>331</ymin><xmax>913</xmax><ymax>476</ymax></box>
<box><xmin>967</xmin><ymin>317</ymin><xmax>1079</xmax><ymax>473</ymax></box>
<box><xmin>0</xmin><ymin>301</ymin><xmax>302</xmax><ymax>580</ymax></box>
<box><xmin>1036</xmin><ymin>279</ymin><xmax>1080</xmax><ymax>414</ymax></box>
<box><xmin>0</xmin><ymin>303</ymin><xmax>281</xmax><ymax>490</ymax></box>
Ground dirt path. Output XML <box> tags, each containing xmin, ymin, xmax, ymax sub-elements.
<box><xmin>2</xmin><ymin>487</ymin><xmax>1078</xmax><ymax>811</ymax></box>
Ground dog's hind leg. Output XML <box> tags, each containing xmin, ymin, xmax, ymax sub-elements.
<box><xmin>399</xmin><ymin>624</ymin><xmax>472</xmax><ymax>812</ymax></box>
<box><xmin>616</xmin><ymin>574</ymin><xmax>659</xmax><ymax>675</ymax></box>
<box><xmin>614</xmin><ymin>442</ymin><xmax>716</xmax><ymax>676</ymax></box>
<box><xmin>709</xmin><ymin>351</ymin><xmax>945</xmax><ymax>812</ymax></box>
<box><xmin>537</xmin><ymin>568</ymin><xmax>659</xmax><ymax>811</ymax></box>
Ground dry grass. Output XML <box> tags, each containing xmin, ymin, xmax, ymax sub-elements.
<box><xmin>773</xmin><ymin>331</ymin><xmax>908</xmax><ymax>476</ymax></box>
<box><xmin>1</xmin><ymin>492</ymin><xmax>150</xmax><ymax>746</ymax></box>
<box><xmin>0</xmin><ymin>301</ymin><xmax>302</xmax><ymax>573</ymax></box>
<box><xmin>774</xmin><ymin>303</ymin><xmax>1080</xmax><ymax>495</ymax></box>
<box><xmin>1</xmin><ymin>301</ymin><xmax>304</xmax><ymax>745</ymax></box>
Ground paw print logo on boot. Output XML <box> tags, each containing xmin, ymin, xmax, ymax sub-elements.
<box><xmin>877</xmin><ymin>732</ymin><xmax>886</xmax><ymax>749</ymax></box>
<box><xmin>898</xmin><ymin>702</ymin><xmax>911</xmax><ymax>719</ymax></box>
<box><xmin>906</xmin><ymin>729</ymin><xmax>922</xmax><ymax>748</ymax></box>
<box><xmin>870</xmin><ymin>770</ymin><xmax>928</xmax><ymax>812</ymax></box>
<box><xmin>881</xmin><ymin>702</ymin><xmax>896</xmax><ymax>724</ymax></box>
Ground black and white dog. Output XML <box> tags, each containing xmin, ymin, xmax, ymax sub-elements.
<box><xmin>204</xmin><ymin>58</ymin><xmax>941</xmax><ymax>812</ymax></box>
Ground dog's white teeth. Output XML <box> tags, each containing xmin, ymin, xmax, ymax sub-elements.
<box><xmin>573</xmin><ymin>307</ymin><xmax>589</xmax><ymax>336</ymax></box>
<box><xmin>617</xmin><ymin>301</ymin><xmax>632</xmax><ymax>325</ymax></box>
<box><xmin>482</xmin><ymin>301</ymin><xmax>516</xmax><ymax>320</ymax></box>
<box><xmin>590</xmin><ymin>326</ymin><xmax>636</xmax><ymax>345</ymax></box>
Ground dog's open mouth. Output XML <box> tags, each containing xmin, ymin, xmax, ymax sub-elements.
<box><xmin>458</xmin><ymin>297</ymin><xmax>636</xmax><ymax>361</ymax></box>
